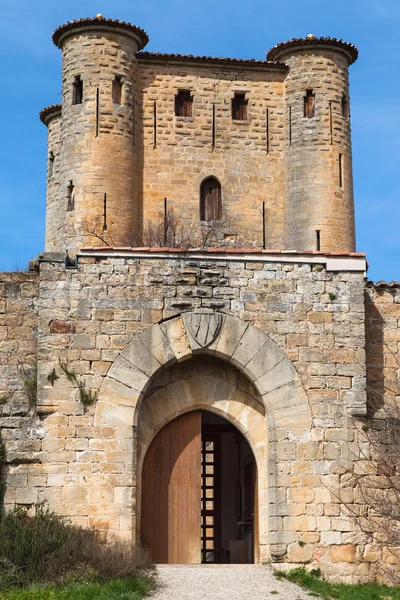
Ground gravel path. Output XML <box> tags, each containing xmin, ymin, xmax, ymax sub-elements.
<box><xmin>152</xmin><ymin>565</ymin><xmax>313</xmax><ymax>599</ymax></box>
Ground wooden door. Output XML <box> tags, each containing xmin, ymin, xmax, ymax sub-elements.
<box><xmin>141</xmin><ymin>411</ymin><xmax>202</xmax><ymax>564</ymax></box>
<box><xmin>200</xmin><ymin>178</ymin><xmax>221</xmax><ymax>222</ymax></box>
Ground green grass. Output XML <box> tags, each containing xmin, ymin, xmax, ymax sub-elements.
<box><xmin>275</xmin><ymin>568</ymin><xmax>400</xmax><ymax>599</ymax></box>
<box><xmin>0</xmin><ymin>576</ymin><xmax>152</xmax><ymax>600</ymax></box>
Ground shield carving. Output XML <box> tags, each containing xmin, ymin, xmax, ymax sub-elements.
<box><xmin>186</xmin><ymin>310</ymin><xmax>222</xmax><ymax>348</ymax></box>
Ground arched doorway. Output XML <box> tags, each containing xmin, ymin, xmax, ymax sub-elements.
<box><xmin>141</xmin><ymin>409</ymin><xmax>257</xmax><ymax>565</ymax></box>
<box><xmin>200</xmin><ymin>177</ymin><xmax>222</xmax><ymax>221</ymax></box>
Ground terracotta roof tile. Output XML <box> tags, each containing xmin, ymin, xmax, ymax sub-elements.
<box><xmin>137</xmin><ymin>51</ymin><xmax>288</xmax><ymax>69</ymax></box>
<box><xmin>53</xmin><ymin>17</ymin><xmax>149</xmax><ymax>50</ymax></box>
<box><xmin>39</xmin><ymin>104</ymin><xmax>62</xmax><ymax>125</ymax></box>
<box><xmin>267</xmin><ymin>36</ymin><xmax>358</xmax><ymax>65</ymax></box>
<box><xmin>367</xmin><ymin>280</ymin><xmax>400</xmax><ymax>289</ymax></box>
<box><xmin>79</xmin><ymin>247</ymin><xmax>366</xmax><ymax>258</ymax></box>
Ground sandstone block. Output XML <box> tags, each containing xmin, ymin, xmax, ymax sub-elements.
<box><xmin>330</xmin><ymin>544</ymin><xmax>356</xmax><ymax>563</ymax></box>
<box><xmin>287</xmin><ymin>542</ymin><xmax>314</xmax><ymax>563</ymax></box>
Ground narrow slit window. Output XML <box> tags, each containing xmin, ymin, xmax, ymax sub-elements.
<box><xmin>175</xmin><ymin>90</ymin><xmax>193</xmax><ymax>117</ymax></box>
<box><xmin>316</xmin><ymin>230</ymin><xmax>321</xmax><ymax>251</ymax></box>
<box><xmin>67</xmin><ymin>180</ymin><xmax>75</xmax><ymax>211</ymax></box>
<box><xmin>73</xmin><ymin>75</ymin><xmax>83</xmax><ymax>105</ymax></box>
<box><xmin>339</xmin><ymin>153</ymin><xmax>343</xmax><ymax>188</ymax></box>
<box><xmin>112</xmin><ymin>75</ymin><xmax>123</xmax><ymax>105</ymax></box>
<box><xmin>304</xmin><ymin>90</ymin><xmax>315</xmax><ymax>118</ymax></box>
<box><xmin>232</xmin><ymin>92</ymin><xmax>248</xmax><ymax>121</ymax></box>
<box><xmin>342</xmin><ymin>94</ymin><xmax>349</xmax><ymax>118</ymax></box>
<box><xmin>48</xmin><ymin>152</ymin><xmax>54</xmax><ymax>178</ymax></box>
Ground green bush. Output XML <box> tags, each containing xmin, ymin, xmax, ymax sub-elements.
<box><xmin>0</xmin><ymin>505</ymin><xmax>154</xmax><ymax>590</ymax></box>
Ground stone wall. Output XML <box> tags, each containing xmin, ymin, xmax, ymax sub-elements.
<box><xmin>0</xmin><ymin>271</ymin><xmax>42</xmax><ymax>507</ymax></box>
<box><xmin>365</xmin><ymin>281</ymin><xmax>400</xmax><ymax>413</ymax></box>
<box><xmin>138</xmin><ymin>58</ymin><xmax>287</xmax><ymax>248</ymax></box>
<box><xmin>0</xmin><ymin>251</ymin><xmax>376</xmax><ymax>581</ymax></box>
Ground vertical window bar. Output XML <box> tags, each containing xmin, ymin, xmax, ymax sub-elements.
<box><xmin>316</xmin><ymin>230</ymin><xmax>321</xmax><ymax>251</ymax></box>
<box><xmin>266</xmin><ymin>108</ymin><xmax>270</xmax><ymax>154</ymax></box>
<box><xmin>103</xmin><ymin>193</ymin><xmax>107</xmax><ymax>232</ymax></box>
<box><xmin>132</xmin><ymin>101</ymin><xmax>135</xmax><ymax>146</ymax></box>
<box><xmin>153</xmin><ymin>101</ymin><xmax>157</xmax><ymax>150</ymax></box>
<box><xmin>263</xmin><ymin>202</ymin><xmax>266</xmax><ymax>250</ymax></box>
<box><xmin>329</xmin><ymin>102</ymin><xmax>333</xmax><ymax>146</ymax></box>
<box><xmin>95</xmin><ymin>88</ymin><xmax>99</xmax><ymax>137</ymax></box>
<box><xmin>339</xmin><ymin>153</ymin><xmax>343</xmax><ymax>188</ymax></box>
<box><xmin>163</xmin><ymin>197</ymin><xmax>168</xmax><ymax>246</ymax></box>
<box><xmin>212</xmin><ymin>104</ymin><xmax>216</xmax><ymax>150</ymax></box>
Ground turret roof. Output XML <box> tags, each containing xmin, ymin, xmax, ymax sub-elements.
<box><xmin>267</xmin><ymin>36</ymin><xmax>358</xmax><ymax>65</ymax></box>
<box><xmin>52</xmin><ymin>17</ymin><xmax>149</xmax><ymax>50</ymax></box>
<box><xmin>39</xmin><ymin>104</ymin><xmax>62</xmax><ymax>125</ymax></box>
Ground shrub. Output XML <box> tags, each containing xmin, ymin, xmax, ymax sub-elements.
<box><xmin>0</xmin><ymin>505</ymin><xmax>154</xmax><ymax>590</ymax></box>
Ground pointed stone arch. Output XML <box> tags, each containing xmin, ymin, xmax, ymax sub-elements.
<box><xmin>95</xmin><ymin>311</ymin><xmax>312</xmax><ymax>562</ymax></box>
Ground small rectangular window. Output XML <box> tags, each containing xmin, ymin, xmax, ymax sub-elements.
<box><xmin>232</xmin><ymin>92</ymin><xmax>248</xmax><ymax>121</ymax></box>
<box><xmin>316</xmin><ymin>230</ymin><xmax>321</xmax><ymax>251</ymax></box>
<box><xmin>112</xmin><ymin>75</ymin><xmax>123</xmax><ymax>105</ymax></box>
<box><xmin>342</xmin><ymin>94</ymin><xmax>349</xmax><ymax>118</ymax></box>
<box><xmin>175</xmin><ymin>90</ymin><xmax>193</xmax><ymax>117</ymax></box>
<box><xmin>73</xmin><ymin>75</ymin><xmax>83</xmax><ymax>105</ymax></box>
<box><xmin>304</xmin><ymin>90</ymin><xmax>315</xmax><ymax>118</ymax></box>
<box><xmin>48</xmin><ymin>152</ymin><xmax>54</xmax><ymax>178</ymax></box>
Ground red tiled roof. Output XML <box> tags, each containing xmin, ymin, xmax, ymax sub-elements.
<box><xmin>367</xmin><ymin>280</ymin><xmax>400</xmax><ymax>289</ymax></box>
<box><xmin>52</xmin><ymin>17</ymin><xmax>149</xmax><ymax>50</ymax></box>
<box><xmin>137</xmin><ymin>52</ymin><xmax>288</xmax><ymax>70</ymax></box>
<box><xmin>80</xmin><ymin>247</ymin><xmax>366</xmax><ymax>257</ymax></box>
<box><xmin>39</xmin><ymin>104</ymin><xmax>62</xmax><ymax>125</ymax></box>
<box><xmin>267</xmin><ymin>36</ymin><xmax>358</xmax><ymax>65</ymax></box>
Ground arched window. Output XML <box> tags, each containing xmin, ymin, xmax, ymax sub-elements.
<box><xmin>200</xmin><ymin>177</ymin><xmax>222</xmax><ymax>222</ymax></box>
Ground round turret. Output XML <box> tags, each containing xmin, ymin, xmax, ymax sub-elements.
<box><xmin>267</xmin><ymin>37</ymin><xmax>358</xmax><ymax>252</ymax></box>
<box><xmin>40</xmin><ymin>104</ymin><xmax>62</xmax><ymax>250</ymax></box>
<box><xmin>46</xmin><ymin>16</ymin><xmax>149</xmax><ymax>251</ymax></box>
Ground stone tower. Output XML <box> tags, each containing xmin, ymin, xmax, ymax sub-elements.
<box><xmin>267</xmin><ymin>37</ymin><xmax>358</xmax><ymax>252</ymax></box>
<box><xmin>7</xmin><ymin>16</ymin><xmax>400</xmax><ymax>583</ymax></box>
<box><xmin>41</xmin><ymin>16</ymin><xmax>148</xmax><ymax>251</ymax></box>
<box><xmin>41</xmin><ymin>19</ymin><xmax>358</xmax><ymax>253</ymax></box>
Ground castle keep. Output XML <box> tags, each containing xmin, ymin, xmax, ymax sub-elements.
<box><xmin>0</xmin><ymin>15</ymin><xmax>399</xmax><ymax>582</ymax></box>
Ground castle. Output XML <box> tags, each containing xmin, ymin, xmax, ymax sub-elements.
<box><xmin>0</xmin><ymin>15</ymin><xmax>398</xmax><ymax>582</ymax></box>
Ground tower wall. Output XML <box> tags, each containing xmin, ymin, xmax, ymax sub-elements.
<box><xmin>281</xmin><ymin>46</ymin><xmax>356</xmax><ymax>252</ymax></box>
<box><xmin>41</xmin><ymin>106</ymin><xmax>62</xmax><ymax>251</ymax></box>
<box><xmin>55</xmin><ymin>20</ymin><xmax>146</xmax><ymax>250</ymax></box>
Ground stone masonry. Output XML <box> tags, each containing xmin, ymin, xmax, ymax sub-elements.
<box><xmin>41</xmin><ymin>17</ymin><xmax>357</xmax><ymax>253</ymax></box>
<box><xmin>1</xmin><ymin>15</ymin><xmax>400</xmax><ymax>585</ymax></box>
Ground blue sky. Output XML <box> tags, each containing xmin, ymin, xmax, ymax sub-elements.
<box><xmin>0</xmin><ymin>0</ymin><xmax>399</xmax><ymax>282</ymax></box>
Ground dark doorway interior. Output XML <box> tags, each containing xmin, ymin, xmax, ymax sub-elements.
<box><xmin>201</xmin><ymin>411</ymin><xmax>256</xmax><ymax>564</ymax></box>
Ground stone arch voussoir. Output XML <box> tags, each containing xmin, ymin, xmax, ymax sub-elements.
<box><xmin>95</xmin><ymin>311</ymin><xmax>311</xmax><ymax>432</ymax></box>
<box><xmin>94</xmin><ymin>310</ymin><xmax>312</xmax><ymax>564</ymax></box>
